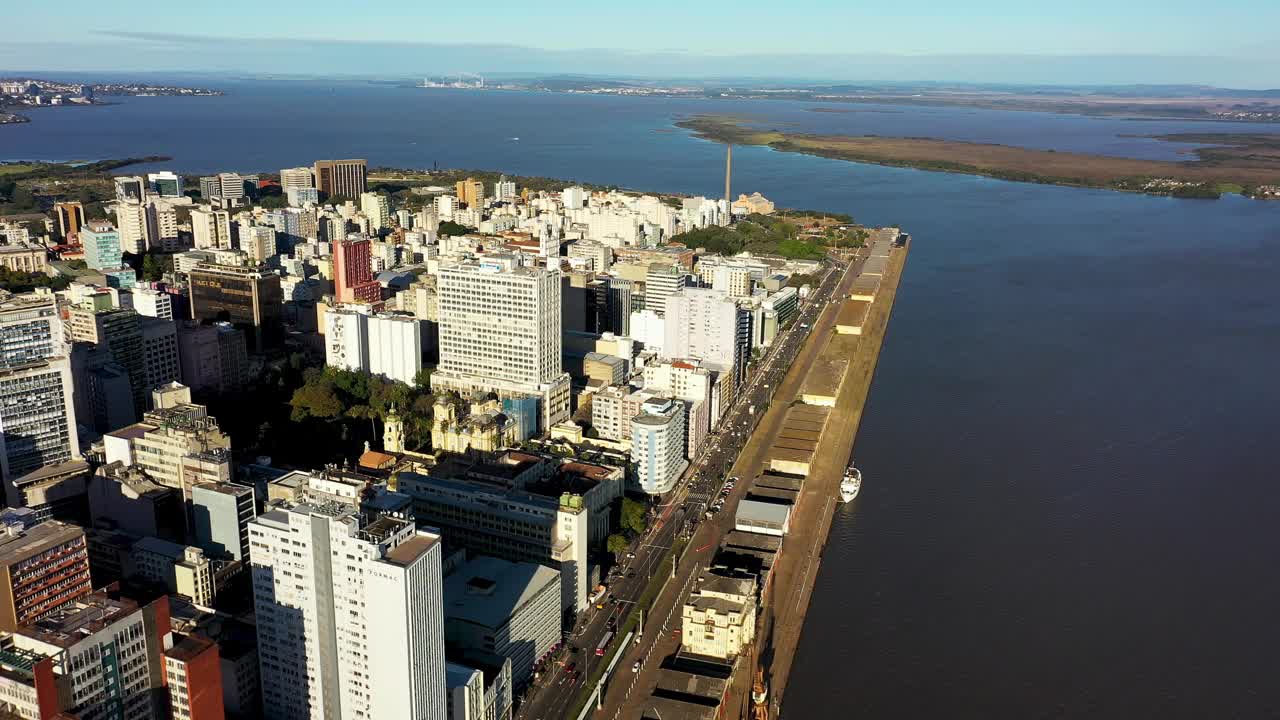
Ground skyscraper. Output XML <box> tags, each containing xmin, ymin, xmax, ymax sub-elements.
<box><xmin>0</xmin><ymin>520</ymin><xmax>93</xmax><ymax>632</ymax></box>
<box><xmin>313</xmin><ymin>158</ymin><xmax>368</xmax><ymax>199</ymax></box>
<box><xmin>455</xmin><ymin>178</ymin><xmax>485</xmax><ymax>208</ymax></box>
<box><xmin>147</xmin><ymin>171</ymin><xmax>183</xmax><ymax>197</ymax></box>
<box><xmin>631</xmin><ymin>397</ymin><xmax>689</xmax><ymax>495</ymax></box>
<box><xmin>66</xmin><ymin>304</ymin><xmax>149</xmax><ymax>417</ymax></box>
<box><xmin>333</xmin><ymin>235</ymin><xmax>381</xmax><ymax>304</ymax></box>
<box><xmin>250</xmin><ymin>501</ymin><xmax>446</xmax><ymax>719</ymax></box>
<box><xmin>114</xmin><ymin>175</ymin><xmax>145</xmax><ymax>202</ymax></box>
<box><xmin>0</xmin><ymin>357</ymin><xmax>79</xmax><ymax>483</ymax></box>
<box><xmin>644</xmin><ymin>263</ymin><xmax>686</xmax><ymax>318</ymax></box>
<box><xmin>360</xmin><ymin>191</ymin><xmax>391</xmax><ymax>234</ymax></box>
<box><xmin>432</xmin><ymin>256</ymin><xmax>570</xmax><ymax>430</ymax></box>
<box><xmin>115</xmin><ymin>200</ymin><xmax>149</xmax><ymax>254</ymax></box>
<box><xmin>663</xmin><ymin>287</ymin><xmax>752</xmax><ymax>386</ymax></box>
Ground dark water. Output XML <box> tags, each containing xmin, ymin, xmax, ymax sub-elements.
<box><xmin>5</xmin><ymin>78</ymin><xmax>1280</xmax><ymax>168</ymax></box>
<box><xmin>7</xmin><ymin>82</ymin><xmax>1278</xmax><ymax>718</ymax></box>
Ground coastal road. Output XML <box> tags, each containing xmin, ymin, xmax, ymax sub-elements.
<box><xmin>517</xmin><ymin>254</ymin><xmax>857</xmax><ymax>720</ymax></box>
<box><xmin>595</xmin><ymin>248</ymin><xmax>871</xmax><ymax>720</ymax></box>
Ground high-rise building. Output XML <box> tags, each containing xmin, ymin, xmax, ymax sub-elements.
<box><xmin>313</xmin><ymin>158</ymin><xmax>368</xmax><ymax>199</ymax></box>
<box><xmin>631</xmin><ymin>396</ymin><xmax>688</xmax><ymax>495</ymax></box>
<box><xmin>177</xmin><ymin>321</ymin><xmax>248</xmax><ymax>394</ymax></box>
<box><xmin>216</xmin><ymin>172</ymin><xmax>246</xmax><ymax>202</ymax></box>
<box><xmin>114</xmin><ymin>202</ymin><xmax>147</xmax><ymax>254</ymax></box>
<box><xmin>188</xmin><ymin>264</ymin><xmax>284</xmax><ymax>351</ymax></box>
<box><xmin>644</xmin><ymin>263</ymin><xmax>686</xmax><ymax>318</ymax></box>
<box><xmin>360</xmin><ymin>192</ymin><xmax>391</xmax><ymax>234</ymax></box>
<box><xmin>81</xmin><ymin>221</ymin><xmax>123</xmax><ymax>270</ymax></box>
<box><xmin>493</xmin><ymin>176</ymin><xmax>517</xmax><ymax>202</ymax></box>
<box><xmin>145</xmin><ymin>199</ymin><xmax>182</xmax><ymax>252</ymax></box>
<box><xmin>326</xmin><ymin>308</ymin><xmax>423</xmax><ymax>385</ymax></box>
<box><xmin>455</xmin><ymin>178</ymin><xmax>485</xmax><ymax>208</ymax></box>
<box><xmin>191</xmin><ymin>207</ymin><xmax>233</xmax><ymax>250</ymax></box>
<box><xmin>0</xmin><ymin>520</ymin><xmax>93</xmax><ymax>632</ymax></box>
<box><xmin>663</xmin><ymin>287</ymin><xmax>752</xmax><ymax>386</ymax></box>
<box><xmin>250</xmin><ymin>501</ymin><xmax>446</xmax><ymax>719</ymax></box>
<box><xmin>103</xmin><ymin>392</ymin><xmax>232</xmax><ymax>499</ymax></box>
<box><xmin>132</xmin><ymin>287</ymin><xmax>174</xmax><ymax>320</ymax></box>
<box><xmin>190</xmin><ymin>482</ymin><xmax>256</xmax><ymax>563</ymax></box>
<box><xmin>433</xmin><ymin>256</ymin><xmax>570</xmax><ymax>431</ymax></box>
<box><xmin>53</xmin><ymin>201</ymin><xmax>86</xmax><ymax>240</ymax></box>
<box><xmin>147</xmin><ymin>171</ymin><xmax>183</xmax><ymax>197</ymax></box>
<box><xmin>332</xmin><ymin>235</ymin><xmax>382</xmax><ymax>304</ymax></box>
<box><xmin>114</xmin><ymin>175</ymin><xmax>146</xmax><ymax>202</ymax></box>
<box><xmin>279</xmin><ymin>166</ymin><xmax>314</xmax><ymax>191</ymax></box>
<box><xmin>130</xmin><ymin>536</ymin><xmax>216</xmax><ymax>607</ymax></box>
<box><xmin>0</xmin><ymin>590</ymin><xmax>172</xmax><ymax>720</ymax></box>
<box><xmin>67</xmin><ymin>304</ymin><xmax>149</xmax><ymax>417</ymax></box>
<box><xmin>241</xmin><ymin>225</ymin><xmax>277</xmax><ymax>262</ymax></box>
<box><xmin>139</xmin><ymin>316</ymin><xmax>180</xmax><ymax>395</ymax></box>
<box><xmin>163</xmin><ymin>633</ymin><xmax>227</xmax><ymax>720</ymax></box>
<box><xmin>0</xmin><ymin>291</ymin><xmax>61</xmax><ymax>367</ymax></box>
<box><xmin>561</xmin><ymin>186</ymin><xmax>586</xmax><ymax>210</ymax></box>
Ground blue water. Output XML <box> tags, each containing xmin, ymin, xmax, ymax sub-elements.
<box><xmin>7</xmin><ymin>80</ymin><xmax>1278</xmax><ymax>718</ymax></box>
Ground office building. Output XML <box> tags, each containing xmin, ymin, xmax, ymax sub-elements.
<box><xmin>433</xmin><ymin>256</ymin><xmax>570</xmax><ymax>431</ymax></box>
<box><xmin>279</xmin><ymin>166</ymin><xmax>314</xmax><ymax>191</ymax></box>
<box><xmin>130</xmin><ymin>536</ymin><xmax>216</xmax><ymax>607</ymax></box>
<box><xmin>333</xmin><ymin>235</ymin><xmax>382</xmax><ymax>304</ymax></box>
<box><xmin>103</xmin><ymin>392</ymin><xmax>231</xmax><ymax>498</ymax></box>
<box><xmin>54</xmin><ymin>201</ymin><xmax>86</xmax><ymax>239</ymax></box>
<box><xmin>4</xmin><ymin>460</ymin><xmax>91</xmax><ymax>526</ymax></box>
<box><xmin>66</xmin><ymin>304</ymin><xmax>149</xmax><ymax>417</ymax></box>
<box><xmin>191</xmin><ymin>482</ymin><xmax>256</xmax><ymax>563</ymax></box>
<box><xmin>188</xmin><ymin>264</ymin><xmax>283</xmax><ymax>351</ymax></box>
<box><xmin>163</xmin><ymin>633</ymin><xmax>226</xmax><ymax>720</ymax></box>
<box><xmin>644</xmin><ymin>263</ymin><xmax>686</xmax><ymax>318</ymax></box>
<box><xmin>132</xmin><ymin>287</ymin><xmax>174</xmax><ymax>320</ymax></box>
<box><xmin>0</xmin><ymin>291</ymin><xmax>61</xmax><ymax>367</ymax></box>
<box><xmin>177</xmin><ymin>321</ymin><xmax>248</xmax><ymax>394</ymax></box>
<box><xmin>0</xmin><ymin>590</ymin><xmax>171</xmax><ymax>720</ymax></box>
<box><xmin>250</xmin><ymin>502</ymin><xmax>446</xmax><ymax>720</ymax></box>
<box><xmin>397</xmin><ymin>467</ymin><xmax>590</xmax><ymax>613</ymax></box>
<box><xmin>0</xmin><ymin>520</ymin><xmax>92</xmax><ymax>632</ymax></box>
<box><xmin>446</xmin><ymin>654</ymin><xmax>512</xmax><ymax>720</ymax></box>
<box><xmin>631</xmin><ymin>397</ymin><xmax>688</xmax><ymax>495</ymax></box>
<box><xmin>140</xmin><ymin>316</ymin><xmax>180</xmax><ymax>395</ymax></box>
<box><xmin>147</xmin><ymin>171</ymin><xmax>183</xmax><ymax>197</ymax></box>
<box><xmin>191</xmin><ymin>207</ymin><xmax>233</xmax><ymax>250</ymax></box>
<box><xmin>664</xmin><ymin>287</ymin><xmax>751</xmax><ymax>386</ymax></box>
<box><xmin>443</xmin><ymin>556</ymin><xmax>561</xmax><ymax>688</ymax></box>
<box><xmin>0</xmin><ymin>358</ymin><xmax>79</xmax><ymax>483</ymax></box>
<box><xmin>313</xmin><ymin>158</ymin><xmax>367</xmax><ymax>199</ymax></box>
<box><xmin>217</xmin><ymin>172</ymin><xmax>247</xmax><ymax>201</ymax></box>
<box><xmin>81</xmin><ymin>221</ymin><xmax>123</xmax><ymax>270</ymax></box>
<box><xmin>456</xmin><ymin>177</ymin><xmax>485</xmax><ymax>208</ymax></box>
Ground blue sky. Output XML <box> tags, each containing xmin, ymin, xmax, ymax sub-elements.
<box><xmin>4</xmin><ymin>1</ymin><xmax>1277</xmax><ymax>86</ymax></box>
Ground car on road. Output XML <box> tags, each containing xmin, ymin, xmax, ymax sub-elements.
<box><xmin>632</xmin><ymin>661</ymin><xmax>641</xmax><ymax>673</ymax></box>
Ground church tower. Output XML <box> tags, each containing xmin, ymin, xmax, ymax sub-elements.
<box><xmin>383</xmin><ymin>405</ymin><xmax>404</xmax><ymax>453</ymax></box>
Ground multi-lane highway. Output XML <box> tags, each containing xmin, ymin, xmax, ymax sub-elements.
<box><xmin>517</xmin><ymin>250</ymin><xmax>862</xmax><ymax>720</ymax></box>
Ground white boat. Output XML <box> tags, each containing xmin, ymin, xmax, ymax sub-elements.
<box><xmin>839</xmin><ymin>464</ymin><xmax>861</xmax><ymax>503</ymax></box>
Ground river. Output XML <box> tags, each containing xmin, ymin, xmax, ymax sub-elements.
<box><xmin>5</xmin><ymin>80</ymin><xmax>1277</xmax><ymax>718</ymax></box>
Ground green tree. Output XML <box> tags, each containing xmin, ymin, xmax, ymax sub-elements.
<box><xmin>413</xmin><ymin>366</ymin><xmax>434</xmax><ymax>390</ymax></box>
<box><xmin>141</xmin><ymin>254</ymin><xmax>163</xmax><ymax>282</ymax></box>
<box><xmin>289</xmin><ymin>373</ymin><xmax>343</xmax><ymax>421</ymax></box>
<box><xmin>620</xmin><ymin>498</ymin><xmax>648</xmax><ymax>536</ymax></box>
<box><xmin>607</xmin><ymin>534</ymin><xmax>629</xmax><ymax>557</ymax></box>
<box><xmin>438</xmin><ymin>221</ymin><xmax>473</xmax><ymax>237</ymax></box>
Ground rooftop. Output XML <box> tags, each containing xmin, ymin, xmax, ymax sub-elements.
<box><xmin>443</xmin><ymin>556</ymin><xmax>560</xmax><ymax>630</ymax></box>
<box><xmin>382</xmin><ymin>533</ymin><xmax>440</xmax><ymax>567</ymax></box>
<box><xmin>164</xmin><ymin>633</ymin><xmax>217</xmax><ymax>663</ymax></box>
<box><xmin>20</xmin><ymin>593</ymin><xmax>140</xmax><ymax>649</ymax></box>
<box><xmin>0</xmin><ymin>521</ymin><xmax>83</xmax><ymax>564</ymax></box>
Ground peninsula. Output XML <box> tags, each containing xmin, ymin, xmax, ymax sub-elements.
<box><xmin>677</xmin><ymin>115</ymin><xmax>1280</xmax><ymax>199</ymax></box>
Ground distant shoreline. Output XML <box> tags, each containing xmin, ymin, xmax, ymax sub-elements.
<box><xmin>677</xmin><ymin>115</ymin><xmax>1280</xmax><ymax>200</ymax></box>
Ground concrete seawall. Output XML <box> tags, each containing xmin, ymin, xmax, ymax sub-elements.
<box><xmin>761</xmin><ymin>237</ymin><xmax>910</xmax><ymax>717</ymax></box>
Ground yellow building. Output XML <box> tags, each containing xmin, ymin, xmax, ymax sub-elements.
<box><xmin>680</xmin><ymin>572</ymin><xmax>757</xmax><ymax>660</ymax></box>
<box><xmin>455</xmin><ymin>178</ymin><xmax>485</xmax><ymax>208</ymax></box>
<box><xmin>731</xmin><ymin>192</ymin><xmax>775</xmax><ymax>216</ymax></box>
<box><xmin>431</xmin><ymin>396</ymin><xmax>514</xmax><ymax>454</ymax></box>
